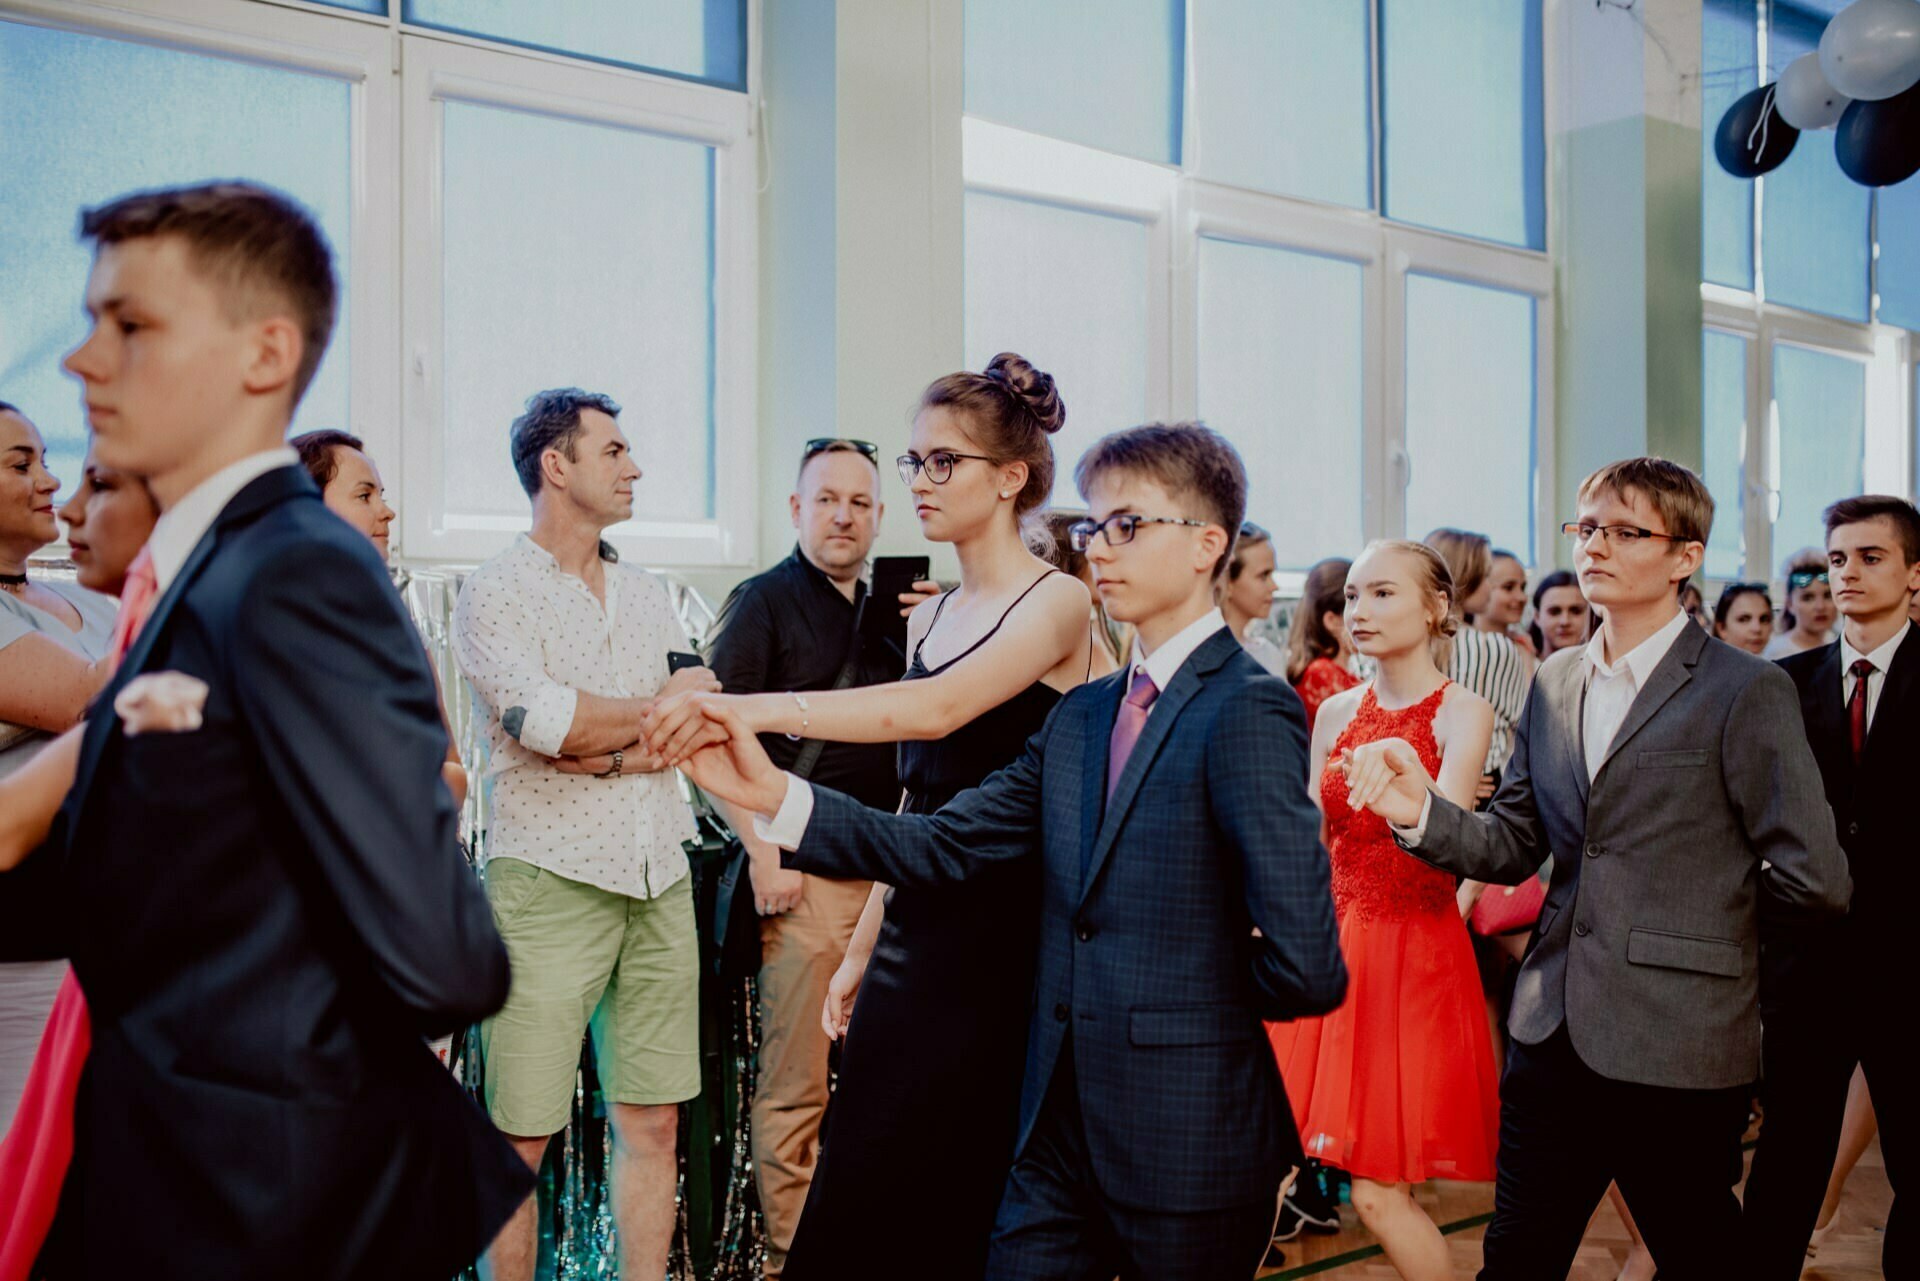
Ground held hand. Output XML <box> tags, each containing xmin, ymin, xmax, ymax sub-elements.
<box><xmin>749</xmin><ymin>854</ymin><xmax>805</xmax><ymax>916</ymax></box>
<box><xmin>822</xmin><ymin>950</ymin><xmax>867</xmax><ymax>1041</ymax></box>
<box><xmin>645</xmin><ymin>691</ymin><xmax>739</xmax><ymax>764</ymax></box>
<box><xmin>661</xmin><ymin>664</ymin><xmax>723</xmax><ymax>700</ymax></box>
<box><xmin>676</xmin><ymin>701</ymin><xmax>788</xmax><ymax>816</ymax></box>
<box><xmin>898</xmin><ymin>579</ymin><xmax>942</xmax><ymax>618</ymax></box>
<box><xmin>1336</xmin><ymin>738</ymin><xmax>1432</xmax><ymax>829</ymax></box>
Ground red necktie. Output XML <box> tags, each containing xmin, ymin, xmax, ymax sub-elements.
<box><xmin>108</xmin><ymin>547</ymin><xmax>157</xmax><ymax>668</ymax></box>
<box><xmin>1848</xmin><ymin>658</ymin><xmax>1875</xmax><ymax>763</ymax></box>
<box><xmin>1106</xmin><ymin>669</ymin><xmax>1160</xmax><ymax>800</ymax></box>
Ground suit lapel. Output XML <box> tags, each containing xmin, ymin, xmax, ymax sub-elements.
<box><xmin>1078</xmin><ymin>630</ymin><xmax>1235</xmax><ymax>906</ymax></box>
<box><xmin>1803</xmin><ymin>643</ymin><xmax>1850</xmax><ymax>777</ymax></box>
<box><xmin>1562</xmin><ymin>657</ymin><xmax>1591</xmax><ymax>807</ymax></box>
<box><xmin>1080</xmin><ymin>671</ymin><xmax>1126</xmax><ymax>871</ymax></box>
<box><xmin>1864</xmin><ymin>627</ymin><xmax>1920</xmax><ymax>764</ymax></box>
<box><xmin>1593</xmin><ymin>622</ymin><xmax>1705</xmax><ymax>782</ymax></box>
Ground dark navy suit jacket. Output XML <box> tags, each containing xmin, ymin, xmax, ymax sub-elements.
<box><xmin>0</xmin><ymin>466</ymin><xmax>530</xmax><ymax>1279</ymax></box>
<box><xmin>787</xmin><ymin>626</ymin><xmax>1347</xmax><ymax>1213</ymax></box>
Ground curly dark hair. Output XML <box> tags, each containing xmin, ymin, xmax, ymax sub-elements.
<box><xmin>290</xmin><ymin>429</ymin><xmax>365</xmax><ymax>490</ymax></box>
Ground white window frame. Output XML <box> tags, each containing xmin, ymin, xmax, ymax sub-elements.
<box><xmin>398</xmin><ymin>34</ymin><xmax>758</xmax><ymax>567</ymax></box>
<box><xmin>1</xmin><ymin>0</ymin><xmax>400</xmax><ymax>503</ymax></box>
<box><xmin>964</xmin><ymin>117</ymin><xmax>1555</xmax><ymax>587</ymax></box>
<box><xmin>1703</xmin><ymin>284</ymin><xmax>1913</xmax><ymax>579</ymax></box>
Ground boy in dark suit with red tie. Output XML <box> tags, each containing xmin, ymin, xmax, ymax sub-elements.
<box><xmin>1744</xmin><ymin>494</ymin><xmax>1920</xmax><ymax>1279</ymax></box>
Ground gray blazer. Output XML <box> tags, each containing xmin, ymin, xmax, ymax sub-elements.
<box><xmin>1409</xmin><ymin>622</ymin><xmax>1850</xmax><ymax>1090</ymax></box>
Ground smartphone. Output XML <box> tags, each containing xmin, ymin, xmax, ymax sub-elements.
<box><xmin>667</xmin><ymin>650</ymin><xmax>706</xmax><ymax>674</ymax></box>
<box><xmin>867</xmin><ymin>555</ymin><xmax>932</xmax><ymax>654</ymax></box>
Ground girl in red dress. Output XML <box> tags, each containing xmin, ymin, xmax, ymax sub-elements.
<box><xmin>1268</xmin><ymin>540</ymin><xmax>1500</xmax><ymax>1281</ymax></box>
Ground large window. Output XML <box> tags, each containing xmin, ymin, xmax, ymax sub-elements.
<box><xmin>0</xmin><ymin>0</ymin><xmax>755</xmax><ymax>567</ymax></box>
<box><xmin>1701</xmin><ymin>0</ymin><xmax>1917</xmax><ymax>581</ymax></box>
<box><xmin>963</xmin><ymin>0</ymin><xmax>1551</xmax><ymax>573</ymax></box>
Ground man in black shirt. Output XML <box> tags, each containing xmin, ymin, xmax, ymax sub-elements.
<box><xmin>704</xmin><ymin>438</ymin><xmax>903</xmax><ymax>1277</ymax></box>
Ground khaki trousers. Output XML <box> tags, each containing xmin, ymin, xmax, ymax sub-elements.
<box><xmin>751</xmin><ymin>873</ymin><xmax>872</xmax><ymax>1278</ymax></box>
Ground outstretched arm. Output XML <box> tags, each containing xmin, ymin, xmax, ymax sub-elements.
<box><xmin>0</xmin><ymin>724</ymin><xmax>82</xmax><ymax>870</ymax></box>
<box><xmin>678</xmin><ymin>699</ymin><xmax>1050</xmax><ymax>889</ymax></box>
<box><xmin>1210</xmin><ymin>679</ymin><xmax>1346</xmax><ymax>1020</ymax></box>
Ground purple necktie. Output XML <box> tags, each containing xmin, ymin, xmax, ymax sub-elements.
<box><xmin>1106</xmin><ymin>669</ymin><xmax>1160</xmax><ymax>800</ymax></box>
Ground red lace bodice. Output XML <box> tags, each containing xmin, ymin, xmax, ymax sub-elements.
<box><xmin>1320</xmin><ymin>683</ymin><xmax>1459</xmax><ymax>923</ymax></box>
<box><xmin>1293</xmin><ymin>656</ymin><xmax>1361</xmax><ymax>733</ymax></box>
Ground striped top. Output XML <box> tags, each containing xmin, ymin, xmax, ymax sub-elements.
<box><xmin>1448</xmin><ymin>626</ymin><xmax>1537</xmax><ymax>774</ymax></box>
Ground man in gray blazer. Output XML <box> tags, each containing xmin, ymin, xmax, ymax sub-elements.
<box><xmin>1344</xmin><ymin>457</ymin><xmax>1849</xmax><ymax>1281</ymax></box>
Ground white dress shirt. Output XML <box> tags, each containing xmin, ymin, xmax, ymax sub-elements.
<box><xmin>754</xmin><ymin>605</ymin><xmax>1229</xmax><ymax>851</ymax></box>
<box><xmin>146</xmin><ymin>448</ymin><xmax>300</xmax><ymax>591</ymax></box>
<box><xmin>453</xmin><ymin>534</ymin><xmax>695</xmax><ymax>899</ymax></box>
<box><xmin>1841</xmin><ymin>619</ymin><xmax>1909</xmax><ymax>732</ymax></box>
<box><xmin>1399</xmin><ymin>607</ymin><xmax>1693</xmax><ymax>841</ymax></box>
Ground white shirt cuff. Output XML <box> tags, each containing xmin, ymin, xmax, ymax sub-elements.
<box><xmin>753</xmin><ymin>773</ymin><xmax>814</xmax><ymax>850</ymax></box>
<box><xmin>1390</xmin><ymin>792</ymin><xmax>1433</xmax><ymax>846</ymax></box>
<box><xmin>514</xmin><ymin>685</ymin><xmax>580</xmax><ymax>759</ymax></box>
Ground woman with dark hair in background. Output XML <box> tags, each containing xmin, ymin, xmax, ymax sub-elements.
<box><xmin>645</xmin><ymin>353</ymin><xmax>1090</xmax><ymax>1279</ymax></box>
<box><xmin>1423</xmin><ymin>529</ymin><xmax>1534</xmax><ymax>810</ymax></box>
<box><xmin>1764</xmin><ymin>548</ymin><xmax>1838</xmax><ymax>659</ymax></box>
<box><xmin>1712</xmin><ymin>583</ymin><xmax>1775</xmax><ymax>656</ymax></box>
<box><xmin>1046</xmin><ymin>509</ymin><xmax>1125</xmax><ymax>679</ymax></box>
<box><xmin>1527</xmin><ymin>569</ymin><xmax>1590</xmax><ymax>660</ymax></box>
<box><xmin>1679</xmin><ymin>579</ymin><xmax>1709</xmax><ymax>631</ymax></box>
<box><xmin>1285</xmin><ymin>556</ymin><xmax>1358</xmax><ymax>732</ymax></box>
<box><xmin>1222</xmin><ymin>521</ymin><xmax>1284</xmax><ymax>674</ymax></box>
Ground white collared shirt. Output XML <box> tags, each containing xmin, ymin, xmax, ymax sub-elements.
<box><xmin>146</xmin><ymin>448</ymin><xmax>300</xmax><ymax>591</ymax></box>
<box><xmin>1398</xmin><ymin>606</ymin><xmax>1692</xmax><ymax>842</ymax></box>
<box><xmin>1841</xmin><ymin>619</ymin><xmax>1910</xmax><ymax>732</ymax></box>
<box><xmin>1131</xmin><ymin>607</ymin><xmax>1228</xmax><ymax>698</ymax></box>
<box><xmin>1579</xmin><ymin>606</ymin><xmax>1692</xmax><ymax>782</ymax></box>
<box><xmin>453</xmin><ymin>534</ymin><xmax>696</xmax><ymax>899</ymax></box>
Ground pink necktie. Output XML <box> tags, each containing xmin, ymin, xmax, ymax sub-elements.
<box><xmin>1106</xmin><ymin>669</ymin><xmax>1160</xmax><ymax>800</ymax></box>
<box><xmin>108</xmin><ymin>547</ymin><xmax>157</xmax><ymax>667</ymax></box>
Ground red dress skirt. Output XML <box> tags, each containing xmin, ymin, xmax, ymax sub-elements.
<box><xmin>1267</xmin><ymin>683</ymin><xmax>1500</xmax><ymax>1184</ymax></box>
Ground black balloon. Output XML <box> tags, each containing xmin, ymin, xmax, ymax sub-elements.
<box><xmin>1716</xmin><ymin>85</ymin><xmax>1800</xmax><ymax>178</ymax></box>
<box><xmin>1836</xmin><ymin>79</ymin><xmax>1920</xmax><ymax>187</ymax></box>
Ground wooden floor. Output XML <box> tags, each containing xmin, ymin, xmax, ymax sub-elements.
<box><xmin>1259</xmin><ymin>1136</ymin><xmax>1891</xmax><ymax>1279</ymax></box>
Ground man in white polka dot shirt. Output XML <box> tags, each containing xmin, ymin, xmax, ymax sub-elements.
<box><xmin>452</xmin><ymin>387</ymin><xmax>718</xmax><ymax>1281</ymax></box>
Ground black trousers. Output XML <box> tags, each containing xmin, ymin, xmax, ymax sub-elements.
<box><xmin>1742</xmin><ymin>926</ymin><xmax>1912</xmax><ymax>1280</ymax></box>
<box><xmin>1477</xmin><ymin>1026</ymin><xmax>1750</xmax><ymax>1281</ymax></box>
<box><xmin>985</xmin><ymin>1044</ymin><xmax>1278</xmax><ymax>1281</ymax></box>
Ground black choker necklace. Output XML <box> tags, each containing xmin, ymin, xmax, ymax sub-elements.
<box><xmin>0</xmin><ymin>571</ymin><xmax>25</xmax><ymax>593</ymax></box>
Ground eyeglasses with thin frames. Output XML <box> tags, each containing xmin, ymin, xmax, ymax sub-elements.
<box><xmin>1560</xmin><ymin>521</ymin><xmax>1693</xmax><ymax>550</ymax></box>
<box><xmin>1069</xmin><ymin>513</ymin><xmax>1212</xmax><ymax>552</ymax></box>
<box><xmin>896</xmin><ymin>450</ymin><xmax>996</xmax><ymax>486</ymax></box>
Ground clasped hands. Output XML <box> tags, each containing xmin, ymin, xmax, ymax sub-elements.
<box><xmin>640</xmin><ymin>688</ymin><xmax>788</xmax><ymax>817</ymax></box>
<box><xmin>1334</xmin><ymin>737</ymin><xmax>1439</xmax><ymax>829</ymax></box>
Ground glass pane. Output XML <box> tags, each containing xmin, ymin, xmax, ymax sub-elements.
<box><xmin>1197</xmin><ymin>238</ymin><xmax>1365</xmax><ymax>569</ymax></box>
<box><xmin>1771</xmin><ymin>344</ymin><xmax>1865</xmax><ymax>561</ymax></box>
<box><xmin>1404</xmin><ymin>274</ymin><xmax>1537</xmax><ymax>560</ymax></box>
<box><xmin>1761</xmin><ymin>6</ymin><xmax>1871</xmax><ymax>320</ymax></box>
<box><xmin>1876</xmin><ymin>174</ymin><xmax>1920</xmax><ymax>331</ymax></box>
<box><xmin>0</xmin><ymin>19</ymin><xmax>351</xmax><ymax>504</ymax></box>
<box><xmin>1702</xmin><ymin>0</ymin><xmax>1757</xmax><ymax>291</ymax></box>
<box><xmin>963</xmin><ymin>191</ymin><xmax>1150</xmax><ymax>507</ymax></box>
<box><xmin>964</xmin><ymin>0</ymin><xmax>1182</xmax><ymax>164</ymax></box>
<box><xmin>440</xmin><ymin>101</ymin><xmax>715</xmax><ymax>523</ymax></box>
<box><xmin>1190</xmin><ymin>0</ymin><xmax>1371</xmax><ymax>208</ymax></box>
<box><xmin>309</xmin><ymin>0</ymin><xmax>386</xmax><ymax>13</ymax></box>
<box><xmin>1702</xmin><ymin>330</ymin><xmax>1749</xmax><ymax>578</ymax></box>
<box><xmin>1382</xmin><ymin>0</ymin><xmax>1545</xmax><ymax>249</ymax></box>
<box><xmin>404</xmin><ymin>0</ymin><xmax>747</xmax><ymax>90</ymax></box>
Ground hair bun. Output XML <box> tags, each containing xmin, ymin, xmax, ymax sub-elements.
<box><xmin>985</xmin><ymin>352</ymin><xmax>1066</xmax><ymax>436</ymax></box>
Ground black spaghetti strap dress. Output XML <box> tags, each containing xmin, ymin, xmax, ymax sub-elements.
<box><xmin>782</xmin><ymin>573</ymin><xmax>1065</xmax><ymax>1281</ymax></box>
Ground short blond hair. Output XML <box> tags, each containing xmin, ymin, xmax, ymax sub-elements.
<box><xmin>1577</xmin><ymin>457</ymin><xmax>1714</xmax><ymax>545</ymax></box>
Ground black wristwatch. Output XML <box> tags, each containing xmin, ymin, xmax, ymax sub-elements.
<box><xmin>598</xmin><ymin>750</ymin><xmax>624</xmax><ymax>779</ymax></box>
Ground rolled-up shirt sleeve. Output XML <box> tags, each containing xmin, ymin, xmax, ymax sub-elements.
<box><xmin>453</xmin><ymin>573</ymin><xmax>579</xmax><ymax>758</ymax></box>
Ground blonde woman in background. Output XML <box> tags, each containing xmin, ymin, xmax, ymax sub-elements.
<box><xmin>1222</xmin><ymin>521</ymin><xmax>1284</xmax><ymax>674</ymax></box>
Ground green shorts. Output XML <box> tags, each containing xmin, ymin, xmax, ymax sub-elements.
<box><xmin>480</xmin><ymin>858</ymin><xmax>700</xmax><ymax>1135</ymax></box>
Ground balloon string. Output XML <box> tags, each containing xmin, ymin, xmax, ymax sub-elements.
<box><xmin>1748</xmin><ymin>82</ymin><xmax>1776</xmax><ymax>159</ymax></box>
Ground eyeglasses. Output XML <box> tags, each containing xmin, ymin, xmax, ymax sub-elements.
<box><xmin>803</xmin><ymin>438</ymin><xmax>879</xmax><ymax>464</ymax></box>
<box><xmin>1787</xmin><ymin>568</ymin><xmax>1830</xmax><ymax>591</ymax></box>
<box><xmin>1069</xmin><ymin>513</ymin><xmax>1212</xmax><ymax>552</ymax></box>
<box><xmin>896</xmin><ymin>450</ymin><xmax>996</xmax><ymax>486</ymax></box>
<box><xmin>1560</xmin><ymin>521</ymin><xmax>1693</xmax><ymax>549</ymax></box>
